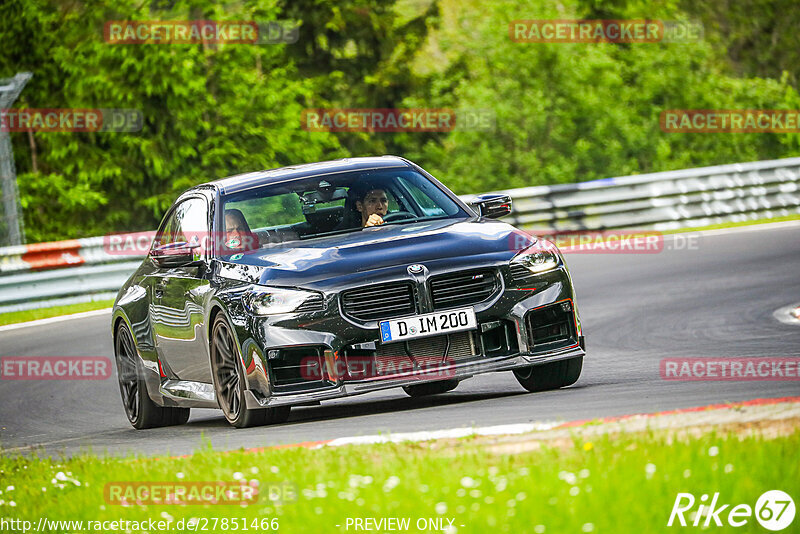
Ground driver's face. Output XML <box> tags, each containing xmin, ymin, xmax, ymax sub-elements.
<box><xmin>356</xmin><ymin>189</ymin><xmax>389</xmax><ymax>218</ymax></box>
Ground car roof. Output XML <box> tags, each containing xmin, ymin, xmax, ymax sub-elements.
<box><xmin>199</xmin><ymin>156</ymin><xmax>413</xmax><ymax>195</ymax></box>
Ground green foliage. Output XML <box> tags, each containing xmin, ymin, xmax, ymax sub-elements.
<box><xmin>0</xmin><ymin>0</ymin><xmax>799</xmax><ymax>240</ymax></box>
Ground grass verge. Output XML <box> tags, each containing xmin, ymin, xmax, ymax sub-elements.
<box><xmin>0</xmin><ymin>300</ymin><xmax>114</xmax><ymax>327</ymax></box>
<box><xmin>0</xmin><ymin>428</ymin><xmax>797</xmax><ymax>533</ymax></box>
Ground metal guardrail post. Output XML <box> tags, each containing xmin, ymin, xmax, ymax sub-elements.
<box><xmin>0</xmin><ymin>72</ymin><xmax>33</xmax><ymax>247</ymax></box>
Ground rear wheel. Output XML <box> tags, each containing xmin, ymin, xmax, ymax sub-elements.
<box><xmin>513</xmin><ymin>356</ymin><xmax>583</xmax><ymax>393</ymax></box>
<box><xmin>403</xmin><ymin>379</ymin><xmax>460</xmax><ymax>397</ymax></box>
<box><xmin>115</xmin><ymin>322</ymin><xmax>190</xmax><ymax>429</ymax></box>
<box><xmin>210</xmin><ymin>314</ymin><xmax>290</xmax><ymax>428</ymax></box>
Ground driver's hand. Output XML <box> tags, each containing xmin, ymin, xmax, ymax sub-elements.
<box><xmin>365</xmin><ymin>214</ymin><xmax>384</xmax><ymax>227</ymax></box>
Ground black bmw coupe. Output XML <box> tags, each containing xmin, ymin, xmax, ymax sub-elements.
<box><xmin>112</xmin><ymin>156</ymin><xmax>585</xmax><ymax>428</ymax></box>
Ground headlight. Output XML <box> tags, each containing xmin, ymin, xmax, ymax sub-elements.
<box><xmin>243</xmin><ymin>286</ymin><xmax>319</xmax><ymax>315</ymax></box>
<box><xmin>512</xmin><ymin>239</ymin><xmax>561</xmax><ymax>273</ymax></box>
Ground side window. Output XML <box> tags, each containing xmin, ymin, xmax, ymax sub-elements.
<box><xmin>174</xmin><ymin>198</ymin><xmax>208</xmax><ymax>244</ymax></box>
<box><xmin>154</xmin><ymin>210</ymin><xmax>179</xmax><ymax>248</ymax></box>
<box><xmin>152</xmin><ymin>198</ymin><xmax>208</xmax><ymax>249</ymax></box>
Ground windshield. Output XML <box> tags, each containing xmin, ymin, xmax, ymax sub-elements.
<box><xmin>216</xmin><ymin>168</ymin><xmax>468</xmax><ymax>255</ymax></box>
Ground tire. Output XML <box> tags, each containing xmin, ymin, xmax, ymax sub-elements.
<box><xmin>403</xmin><ymin>379</ymin><xmax>460</xmax><ymax>397</ymax></box>
<box><xmin>210</xmin><ymin>314</ymin><xmax>291</xmax><ymax>428</ymax></box>
<box><xmin>513</xmin><ymin>356</ymin><xmax>583</xmax><ymax>393</ymax></box>
<box><xmin>115</xmin><ymin>322</ymin><xmax>190</xmax><ymax>429</ymax></box>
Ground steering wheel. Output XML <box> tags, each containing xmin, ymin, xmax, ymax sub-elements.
<box><xmin>382</xmin><ymin>211</ymin><xmax>416</xmax><ymax>223</ymax></box>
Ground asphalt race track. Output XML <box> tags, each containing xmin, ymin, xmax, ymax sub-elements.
<box><xmin>1</xmin><ymin>223</ymin><xmax>799</xmax><ymax>458</ymax></box>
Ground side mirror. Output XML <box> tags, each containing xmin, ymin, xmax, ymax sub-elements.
<box><xmin>470</xmin><ymin>194</ymin><xmax>512</xmax><ymax>219</ymax></box>
<box><xmin>150</xmin><ymin>241</ymin><xmax>203</xmax><ymax>268</ymax></box>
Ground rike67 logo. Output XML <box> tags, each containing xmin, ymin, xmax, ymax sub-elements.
<box><xmin>668</xmin><ymin>490</ymin><xmax>795</xmax><ymax>531</ymax></box>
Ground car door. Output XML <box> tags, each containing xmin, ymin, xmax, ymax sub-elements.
<box><xmin>150</xmin><ymin>196</ymin><xmax>214</xmax><ymax>383</ymax></box>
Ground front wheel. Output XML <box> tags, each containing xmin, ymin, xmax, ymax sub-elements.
<box><xmin>210</xmin><ymin>314</ymin><xmax>290</xmax><ymax>428</ymax></box>
<box><xmin>513</xmin><ymin>356</ymin><xmax>583</xmax><ymax>393</ymax></box>
<box><xmin>115</xmin><ymin>322</ymin><xmax>190</xmax><ymax>429</ymax></box>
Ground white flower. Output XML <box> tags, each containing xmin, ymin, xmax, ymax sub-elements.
<box><xmin>456</xmin><ymin>489</ymin><xmax>466</xmax><ymax>497</ymax></box>
<box><xmin>160</xmin><ymin>512</ymin><xmax>174</xmax><ymax>522</ymax></box>
<box><xmin>683</xmin><ymin>469</ymin><xmax>691</xmax><ymax>478</ymax></box>
<box><xmin>581</xmin><ymin>523</ymin><xmax>594</xmax><ymax>532</ymax></box>
<box><xmin>55</xmin><ymin>472</ymin><xmax>67</xmax><ymax>481</ymax></box>
<box><xmin>534</xmin><ymin>526</ymin><xmax>546</xmax><ymax>533</ymax></box>
<box><xmin>435</xmin><ymin>502</ymin><xmax>447</xmax><ymax>515</ymax></box>
<box><xmin>249</xmin><ymin>467</ymin><xmax>259</xmax><ymax>474</ymax></box>
<box><xmin>270</xmin><ymin>466</ymin><xmax>279</xmax><ymax>474</ymax></box>
<box><xmin>579</xmin><ymin>469</ymin><xmax>590</xmax><ymax>478</ymax></box>
<box><xmin>708</xmin><ymin>446</ymin><xmax>719</xmax><ymax>457</ymax></box>
<box><xmin>724</xmin><ymin>464</ymin><xmax>734</xmax><ymax>474</ymax></box>
<box><xmin>176</xmin><ymin>472</ymin><xmax>185</xmax><ymax>479</ymax></box>
<box><xmin>469</xmin><ymin>490</ymin><xmax>482</xmax><ymax>499</ymax></box>
<box><xmin>5</xmin><ymin>486</ymin><xmax>13</xmax><ymax>492</ymax></box>
<box><xmin>516</xmin><ymin>492</ymin><xmax>527</xmax><ymax>501</ymax></box>
<box><xmin>233</xmin><ymin>472</ymin><xmax>244</xmax><ymax>480</ymax></box>
<box><xmin>558</xmin><ymin>471</ymin><xmax>577</xmax><ymax>485</ymax></box>
<box><xmin>570</xmin><ymin>486</ymin><xmax>580</xmax><ymax>496</ymax></box>
<box><xmin>8</xmin><ymin>501</ymin><xmax>15</xmax><ymax>507</ymax></box>
<box><xmin>382</xmin><ymin>476</ymin><xmax>400</xmax><ymax>492</ymax></box>
<box><xmin>645</xmin><ymin>463</ymin><xmax>657</xmax><ymax>478</ymax></box>
<box><xmin>460</xmin><ymin>476</ymin><xmax>476</xmax><ymax>488</ymax></box>
<box><xmin>444</xmin><ymin>525</ymin><xmax>457</xmax><ymax>534</ymax></box>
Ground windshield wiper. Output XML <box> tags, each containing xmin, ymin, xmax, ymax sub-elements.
<box><xmin>298</xmin><ymin>227</ymin><xmax>363</xmax><ymax>240</ymax></box>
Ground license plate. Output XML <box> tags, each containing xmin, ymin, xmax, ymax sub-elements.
<box><xmin>379</xmin><ymin>308</ymin><xmax>477</xmax><ymax>343</ymax></box>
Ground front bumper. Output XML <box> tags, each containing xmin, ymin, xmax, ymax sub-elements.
<box><xmin>234</xmin><ymin>262</ymin><xmax>585</xmax><ymax>409</ymax></box>
<box><xmin>244</xmin><ymin>341</ymin><xmax>584</xmax><ymax>408</ymax></box>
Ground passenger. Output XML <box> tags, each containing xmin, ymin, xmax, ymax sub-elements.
<box><xmin>224</xmin><ymin>209</ymin><xmax>259</xmax><ymax>251</ymax></box>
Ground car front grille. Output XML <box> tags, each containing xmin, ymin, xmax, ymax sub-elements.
<box><xmin>345</xmin><ymin>331</ymin><xmax>479</xmax><ymax>380</ymax></box>
<box><xmin>296</xmin><ymin>293</ymin><xmax>324</xmax><ymax>313</ymax></box>
<box><xmin>509</xmin><ymin>263</ymin><xmax>537</xmax><ymax>287</ymax></box>
<box><xmin>430</xmin><ymin>269</ymin><xmax>498</xmax><ymax>310</ymax></box>
<box><xmin>341</xmin><ymin>282</ymin><xmax>416</xmax><ymax>322</ymax></box>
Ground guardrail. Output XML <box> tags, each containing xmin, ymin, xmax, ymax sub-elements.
<box><xmin>461</xmin><ymin>157</ymin><xmax>800</xmax><ymax>231</ymax></box>
<box><xmin>1</xmin><ymin>157</ymin><xmax>799</xmax><ymax>314</ymax></box>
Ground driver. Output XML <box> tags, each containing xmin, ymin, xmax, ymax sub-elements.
<box><xmin>356</xmin><ymin>187</ymin><xmax>389</xmax><ymax>227</ymax></box>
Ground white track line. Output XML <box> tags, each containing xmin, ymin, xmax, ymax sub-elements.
<box><xmin>773</xmin><ymin>303</ymin><xmax>800</xmax><ymax>326</ymax></box>
<box><xmin>322</xmin><ymin>422</ymin><xmax>561</xmax><ymax>448</ymax></box>
<box><xmin>0</xmin><ymin>308</ymin><xmax>112</xmax><ymax>332</ymax></box>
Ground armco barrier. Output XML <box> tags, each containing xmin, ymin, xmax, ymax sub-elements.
<box><xmin>1</xmin><ymin>157</ymin><xmax>799</xmax><ymax>313</ymax></box>
<box><xmin>461</xmin><ymin>157</ymin><xmax>800</xmax><ymax>231</ymax></box>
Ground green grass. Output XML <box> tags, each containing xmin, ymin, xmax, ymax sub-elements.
<box><xmin>0</xmin><ymin>300</ymin><xmax>114</xmax><ymax>327</ymax></box>
<box><xmin>0</xmin><ymin>429</ymin><xmax>797</xmax><ymax>533</ymax></box>
<box><xmin>657</xmin><ymin>213</ymin><xmax>800</xmax><ymax>235</ymax></box>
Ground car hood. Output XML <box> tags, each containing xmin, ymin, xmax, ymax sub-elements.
<box><xmin>215</xmin><ymin>218</ymin><xmax>536</xmax><ymax>289</ymax></box>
